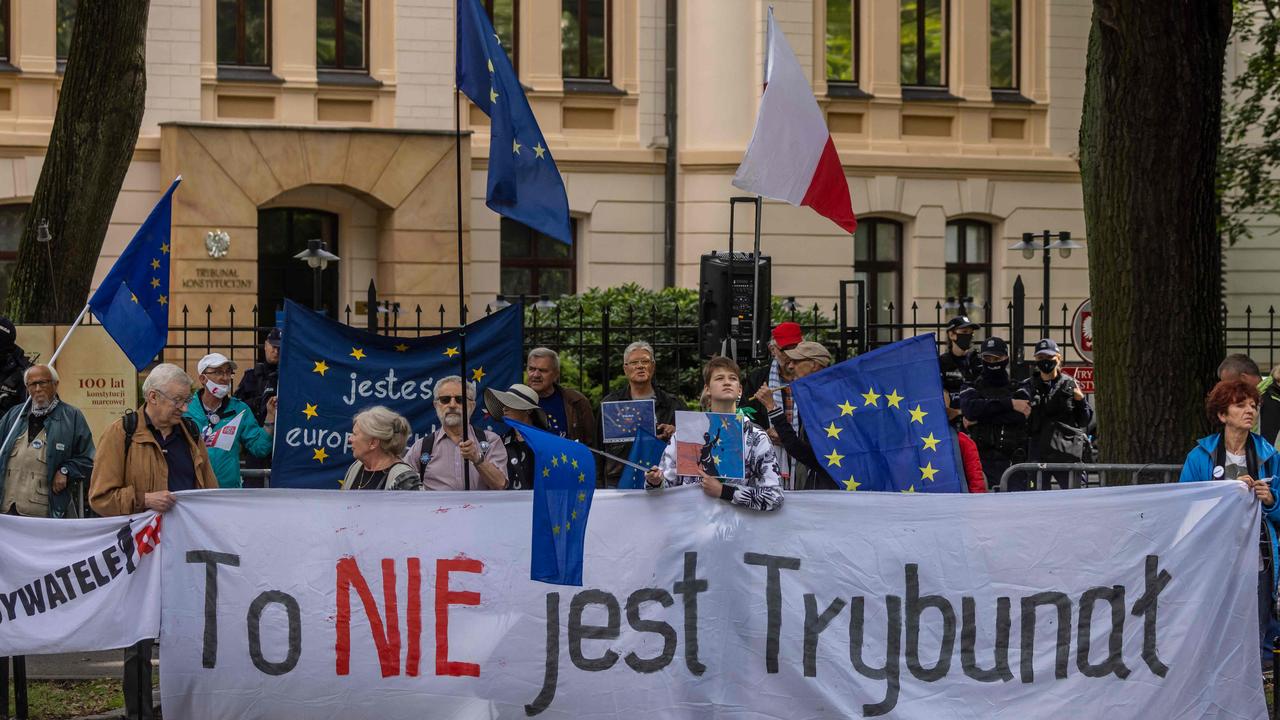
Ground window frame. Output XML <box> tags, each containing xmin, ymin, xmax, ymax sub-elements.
<box><xmin>824</xmin><ymin>0</ymin><xmax>860</xmax><ymax>89</ymax></box>
<box><xmin>317</xmin><ymin>0</ymin><xmax>369</xmax><ymax>72</ymax></box>
<box><xmin>989</xmin><ymin>0</ymin><xmax>1020</xmax><ymax>91</ymax></box>
<box><xmin>499</xmin><ymin>217</ymin><xmax>578</xmax><ymax>299</ymax></box>
<box><xmin>0</xmin><ymin>203</ymin><xmax>28</xmax><ymax>310</ymax></box>
<box><xmin>853</xmin><ymin>218</ymin><xmax>904</xmax><ymax>342</ymax></box>
<box><xmin>561</xmin><ymin>0</ymin><xmax>611</xmax><ymax>82</ymax></box>
<box><xmin>900</xmin><ymin>0</ymin><xmax>949</xmax><ymax>89</ymax></box>
<box><xmin>483</xmin><ymin>0</ymin><xmax>519</xmax><ymax>74</ymax></box>
<box><xmin>56</xmin><ymin>0</ymin><xmax>76</xmax><ymax>63</ymax></box>
<box><xmin>217</xmin><ymin>0</ymin><xmax>272</xmax><ymax>69</ymax></box>
<box><xmin>0</xmin><ymin>0</ymin><xmax>11</xmax><ymax>64</ymax></box>
<box><xmin>944</xmin><ymin>219</ymin><xmax>994</xmax><ymax>320</ymax></box>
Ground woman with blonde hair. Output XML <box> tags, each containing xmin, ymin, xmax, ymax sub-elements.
<box><xmin>341</xmin><ymin>406</ymin><xmax>420</xmax><ymax>490</ymax></box>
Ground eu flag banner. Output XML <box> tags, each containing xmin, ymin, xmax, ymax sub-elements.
<box><xmin>790</xmin><ymin>334</ymin><xmax>964</xmax><ymax>493</ymax></box>
<box><xmin>88</xmin><ymin>177</ymin><xmax>181</xmax><ymax>370</ymax></box>
<box><xmin>620</xmin><ymin>427</ymin><xmax>667</xmax><ymax>489</ymax></box>
<box><xmin>456</xmin><ymin>0</ymin><xmax>572</xmax><ymax>244</ymax></box>
<box><xmin>508</xmin><ymin>419</ymin><xmax>595</xmax><ymax>586</ymax></box>
<box><xmin>273</xmin><ymin>300</ymin><xmax>522</xmax><ymax>488</ymax></box>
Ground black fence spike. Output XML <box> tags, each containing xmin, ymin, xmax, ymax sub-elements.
<box><xmin>1246</xmin><ymin>305</ymin><xmax>1254</xmax><ymax>314</ymax></box>
<box><xmin>1271</xmin><ymin>306</ymin><xmax>1276</xmax><ymax>315</ymax></box>
<box><xmin>415</xmin><ymin>304</ymin><xmax>423</xmax><ymax>313</ymax></box>
<box><xmin>205</xmin><ymin>304</ymin><xmax>213</xmax><ymax>314</ymax></box>
<box><xmin>228</xmin><ymin>304</ymin><xmax>236</xmax><ymax>314</ymax></box>
<box><xmin>437</xmin><ymin>304</ymin><xmax>446</xmax><ymax>314</ymax></box>
<box><xmin>935</xmin><ymin>301</ymin><xmax>942</xmax><ymax>310</ymax></box>
<box><xmin>910</xmin><ymin>301</ymin><xmax>918</xmax><ymax>311</ymax></box>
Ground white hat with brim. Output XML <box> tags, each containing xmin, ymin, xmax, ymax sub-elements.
<box><xmin>484</xmin><ymin>384</ymin><xmax>549</xmax><ymax>430</ymax></box>
<box><xmin>197</xmin><ymin>352</ymin><xmax>237</xmax><ymax>375</ymax></box>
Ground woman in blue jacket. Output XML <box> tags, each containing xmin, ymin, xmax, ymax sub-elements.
<box><xmin>1181</xmin><ymin>378</ymin><xmax>1280</xmax><ymax>665</ymax></box>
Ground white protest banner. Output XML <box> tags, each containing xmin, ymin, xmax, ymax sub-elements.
<box><xmin>0</xmin><ymin>512</ymin><xmax>162</xmax><ymax>654</ymax></box>
<box><xmin>156</xmin><ymin>482</ymin><xmax>1265</xmax><ymax>719</ymax></box>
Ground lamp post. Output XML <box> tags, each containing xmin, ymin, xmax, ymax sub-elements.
<box><xmin>1010</xmin><ymin>230</ymin><xmax>1082</xmax><ymax>337</ymax></box>
<box><xmin>293</xmin><ymin>238</ymin><xmax>339</xmax><ymax>314</ymax></box>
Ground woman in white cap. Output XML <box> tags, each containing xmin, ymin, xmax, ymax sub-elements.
<box><xmin>484</xmin><ymin>383</ymin><xmax>548</xmax><ymax>490</ymax></box>
<box><xmin>185</xmin><ymin>352</ymin><xmax>275</xmax><ymax>488</ymax></box>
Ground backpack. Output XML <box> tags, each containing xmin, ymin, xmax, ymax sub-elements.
<box><xmin>416</xmin><ymin>426</ymin><xmax>491</xmax><ymax>483</ymax></box>
<box><xmin>122</xmin><ymin>409</ymin><xmax>200</xmax><ymax>464</ymax></box>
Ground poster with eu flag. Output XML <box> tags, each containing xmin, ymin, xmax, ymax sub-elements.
<box><xmin>273</xmin><ymin>300</ymin><xmax>523</xmax><ymax>488</ymax></box>
<box><xmin>790</xmin><ymin>334</ymin><xmax>964</xmax><ymax>493</ymax></box>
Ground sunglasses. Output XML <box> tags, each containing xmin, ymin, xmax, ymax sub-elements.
<box><xmin>436</xmin><ymin>394</ymin><xmax>466</xmax><ymax>405</ymax></box>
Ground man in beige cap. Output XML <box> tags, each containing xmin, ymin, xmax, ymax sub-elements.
<box><xmin>485</xmin><ymin>383</ymin><xmax>549</xmax><ymax>490</ymax></box>
<box><xmin>751</xmin><ymin>341</ymin><xmax>836</xmax><ymax>489</ymax></box>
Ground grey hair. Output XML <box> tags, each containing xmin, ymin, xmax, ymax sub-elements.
<box><xmin>353</xmin><ymin>406</ymin><xmax>413</xmax><ymax>457</ymax></box>
<box><xmin>1218</xmin><ymin>353</ymin><xmax>1261</xmax><ymax>379</ymax></box>
<box><xmin>622</xmin><ymin>341</ymin><xmax>654</xmax><ymax>365</ymax></box>
<box><xmin>143</xmin><ymin>363</ymin><xmax>192</xmax><ymax>395</ymax></box>
<box><xmin>433</xmin><ymin>375</ymin><xmax>476</xmax><ymax>401</ymax></box>
<box><xmin>23</xmin><ymin>365</ymin><xmax>58</xmax><ymax>384</ymax></box>
<box><xmin>527</xmin><ymin>347</ymin><xmax>560</xmax><ymax>372</ymax></box>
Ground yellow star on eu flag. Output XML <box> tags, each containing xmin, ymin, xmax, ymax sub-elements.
<box><xmin>885</xmin><ymin>390</ymin><xmax>904</xmax><ymax>408</ymax></box>
<box><xmin>551</xmin><ymin>525</ymin><xmax>560</xmax><ymax>535</ymax></box>
<box><xmin>313</xmin><ymin>360</ymin><xmax>329</xmax><ymax>376</ymax></box>
<box><xmin>571</xmin><ymin>509</ymin><xmax>578</xmax><ymax>520</ymax></box>
<box><xmin>394</xmin><ymin>343</ymin><xmax>409</xmax><ymax>352</ymax></box>
<box><xmin>578</xmin><ymin>472</ymin><xmax>585</xmax><ymax>483</ymax></box>
<box><xmin>313</xmin><ymin>447</ymin><xmax>329</xmax><ymax>463</ymax></box>
<box><xmin>824</xmin><ymin>449</ymin><xmax>844</xmax><ymax>467</ymax></box>
<box><xmin>919</xmin><ymin>462</ymin><xmax>939</xmax><ymax>482</ymax></box>
<box><xmin>909</xmin><ymin>404</ymin><xmax>928</xmax><ymax>424</ymax></box>
<box><xmin>150</xmin><ymin>258</ymin><xmax>160</xmax><ymax>270</ymax></box>
<box><xmin>149</xmin><ymin>277</ymin><xmax>160</xmax><ymax>288</ymax></box>
<box><xmin>901</xmin><ymin>485</ymin><xmax>916</xmax><ymax>494</ymax></box>
<box><xmin>513</xmin><ymin>138</ymin><xmax>522</xmax><ymax>155</ymax></box>
<box><xmin>837</xmin><ymin>400</ymin><xmax>855</xmax><ymax>416</ymax></box>
<box><xmin>560</xmin><ymin>453</ymin><xmax>569</xmax><ymax>464</ymax></box>
<box><xmin>472</xmin><ymin>367</ymin><xmax>486</xmax><ymax>382</ymax></box>
<box><xmin>862</xmin><ymin>388</ymin><xmax>881</xmax><ymax>407</ymax></box>
<box><xmin>921</xmin><ymin>432</ymin><xmax>941</xmax><ymax>451</ymax></box>
<box><xmin>542</xmin><ymin>466</ymin><xmax>550</xmax><ymax>477</ymax></box>
<box><xmin>551</xmin><ymin>457</ymin><xmax>559</xmax><ymax>468</ymax></box>
<box><xmin>130</xmin><ymin>293</ymin><xmax>138</xmax><ymax>304</ymax></box>
<box><xmin>160</xmin><ymin>242</ymin><xmax>169</xmax><ymax>254</ymax></box>
<box><xmin>349</xmin><ymin>348</ymin><xmax>366</xmax><ymax>361</ymax></box>
<box><xmin>533</xmin><ymin>143</ymin><xmax>546</xmax><ymax>159</ymax></box>
<box><xmin>571</xmin><ymin>458</ymin><xmax>579</xmax><ymax>469</ymax></box>
<box><xmin>489</xmin><ymin>87</ymin><xmax>499</xmax><ymax>103</ymax></box>
<box><xmin>824</xmin><ymin>422</ymin><xmax>842</xmax><ymax>439</ymax></box>
<box><xmin>302</xmin><ymin>403</ymin><xmax>318</xmax><ymax>420</ymax></box>
<box><xmin>577</xmin><ymin>491</ymin><xmax>586</xmax><ymax>502</ymax></box>
<box><xmin>843</xmin><ymin>476</ymin><xmax>861</xmax><ymax>491</ymax></box>
<box><xmin>157</xmin><ymin>294</ymin><xmax>168</xmax><ymax>306</ymax></box>
<box><xmin>444</xmin><ymin>347</ymin><xmax>459</xmax><ymax>358</ymax></box>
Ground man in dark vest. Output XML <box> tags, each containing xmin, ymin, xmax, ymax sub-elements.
<box><xmin>956</xmin><ymin>336</ymin><xmax>1032</xmax><ymax>491</ymax></box>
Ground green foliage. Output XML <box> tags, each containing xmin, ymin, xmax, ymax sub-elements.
<box><xmin>522</xmin><ymin>284</ymin><xmax>839</xmax><ymax>401</ymax></box>
<box><xmin>1220</xmin><ymin>2</ymin><xmax>1280</xmax><ymax>245</ymax></box>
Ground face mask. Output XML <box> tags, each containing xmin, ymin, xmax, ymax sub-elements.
<box><xmin>1036</xmin><ymin>359</ymin><xmax>1058</xmax><ymax>375</ymax></box>
<box><xmin>954</xmin><ymin>334</ymin><xmax>973</xmax><ymax>351</ymax></box>
<box><xmin>205</xmin><ymin>379</ymin><xmax>231</xmax><ymax>399</ymax></box>
<box><xmin>982</xmin><ymin>361</ymin><xmax>1009</xmax><ymax>385</ymax></box>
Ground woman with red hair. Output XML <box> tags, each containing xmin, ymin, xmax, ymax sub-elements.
<box><xmin>1181</xmin><ymin>378</ymin><xmax>1280</xmax><ymax>667</ymax></box>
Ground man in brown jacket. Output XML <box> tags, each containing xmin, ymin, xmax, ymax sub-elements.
<box><xmin>525</xmin><ymin>347</ymin><xmax>595</xmax><ymax>448</ymax></box>
<box><xmin>90</xmin><ymin>362</ymin><xmax>216</xmax><ymax>720</ymax></box>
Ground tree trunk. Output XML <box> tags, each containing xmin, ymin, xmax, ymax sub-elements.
<box><xmin>5</xmin><ymin>2</ymin><xmax>150</xmax><ymax>323</ymax></box>
<box><xmin>1079</xmin><ymin>1</ymin><xmax>1233</xmax><ymax>463</ymax></box>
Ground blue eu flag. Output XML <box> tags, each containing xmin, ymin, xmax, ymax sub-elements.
<box><xmin>508</xmin><ymin>419</ymin><xmax>595</xmax><ymax>586</ymax></box>
<box><xmin>790</xmin><ymin>334</ymin><xmax>964</xmax><ymax>493</ymax></box>
<box><xmin>620</xmin><ymin>427</ymin><xmax>667</xmax><ymax>489</ymax></box>
<box><xmin>273</xmin><ymin>299</ymin><xmax>523</xmax><ymax>488</ymax></box>
<box><xmin>88</xmin><ymin>177</ymin><xmax>180</xmax><ymax>370</ymax></box>
<box><xmin>456</xmin><ymin>0</ymin><xmax>572</xmax><ymax>244</ymax></box>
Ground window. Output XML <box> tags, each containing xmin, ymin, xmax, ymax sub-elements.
<box><xmin>485</xmin><ymin>0</ymin><xmax>518</xmax><ymax>72</ymax></box>
<box><xmin>0</xmin><ymin>0</ymin><xmax>11</xmax><ymax>63</ymax></box>
<box><xmin>945</xmin><ymin>220</ymin><xmax>992</xmax><ymax>323</ymax></box>
<box><xmin>561</xmin><ymin>0</ymin><xmax>609</xmax><ymax>81</ymax></box>
<box><xmin>217</xmin><ymin>0</ymin><xmax>270</xmax><ymax>67</ymax></box>
<box><xmin>899</xmin><ymin>0</ymin><xmax>946</xmax><ymax>88</ymax></box>
<box><xmin>317</xmin><ymin>0</ymin><xmax>366</xmax><ymax>71</ymax></box>
<box><xmin>854</xmin><ymin>219</ymin><xmax>902</xmax><ymax>345</ymax></box>
<box><xmin>825</xmin><ymin>0</ymin><xmax>858</xmax><ymax>86</ymax></box>
<box><xmin>56</xmin><ymin>0</ymin><xmax>77</xmax><ymax>62</ymax></box>
<box><xmin>989</xmin><ymin>0</ymin><xmax>1018</xmax><ymax>89</ymax></box>
<box><xmin>0</xmin><ymin>204</ymin><xmax>23</xmax><ymax>307</ymax></box>
<box><xmin>500</xmin><ymin>218</ymin><xmax>576</xmax><ymax>298</ymax></box>
<box><xmin>257</xmin><ymin>208</ymin><xmax>339</xmax><ymax>315</ymax></box>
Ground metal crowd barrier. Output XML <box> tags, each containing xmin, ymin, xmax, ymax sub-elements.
<box><xmin>996</xmin><ymin>463</ymin><xmax>1183</xmax><ymax>492</ymax></box>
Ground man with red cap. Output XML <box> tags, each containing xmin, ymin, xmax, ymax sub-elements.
<box><xmin>740</xmin><ymin>321</ymin><xmax>804</xmax><ymax>487</ymax></box>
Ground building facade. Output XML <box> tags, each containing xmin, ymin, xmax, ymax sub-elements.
<box><xmin>0</xmin><ymin>1</ymin><xmax>1257</xmax><ymax>368</ymax></box>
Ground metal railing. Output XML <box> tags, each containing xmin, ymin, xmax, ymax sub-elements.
<box><xmin>997</xmin><ymin>462</ymin><xmax>1184</xmax><ymax>492</ymax></box>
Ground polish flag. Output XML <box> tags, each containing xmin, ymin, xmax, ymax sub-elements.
<box><xmin>732</xmin><ymin>8</ymin><xmax>857</xmax><ymax>234</ymax></box>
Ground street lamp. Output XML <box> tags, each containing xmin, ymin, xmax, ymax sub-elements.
<box><xmin>293</xmin><ymin>238</ymin><xmax>339</xmax><ymax>313</ymax></box>
<box><xmin>1009</xmin><ymin>230</ymin><xmax>1082</xmax><ymax>336</ymax></box>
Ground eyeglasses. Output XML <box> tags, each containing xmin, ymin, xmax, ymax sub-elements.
<box><xmin>435</xmin><ymin>394</ymin><xmax>467</xmax><ymax>405</ymax></box>
<box><xmin>155</xmin><ymin>388</ymin><xmax>192</xmax><ymax>408</ymax></box>
<box><xmin>624</xmin><ymin>359</ymin><xmax>654</xmax><ymax>368</ymax></box>
<box><xmin>203</xmin><ymin>368</ymin><xmax>234</xmax><ymax>378</ymax></box>
<box><xmin>25</xmin><ymin>379</ymin><xmax>52</xmax><ymax>389</ymax></box>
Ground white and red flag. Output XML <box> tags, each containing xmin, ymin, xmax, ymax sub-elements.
<box><xmin>732</xmin><ymin>8</ymin><xmax>857</xmax><ymax>233</ymax></box>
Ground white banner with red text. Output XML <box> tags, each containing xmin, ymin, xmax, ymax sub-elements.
<box><xmin>0</xmin><ymin>511</ymin><xmax>162</xmax><ymax>654</ymax></box>
<box><xmin>151</xmin><ymin>483</ymin><xmax>1265</xmax><ymax>719</ymax></box>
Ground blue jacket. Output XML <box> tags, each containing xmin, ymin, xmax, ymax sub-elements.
<box><xmin>0</xmin><ymin>400</ymin><xmax>95</xmax><ymax>518</ymax></box>
<box><xmin>185</xmin><ymin>394</ymin><xmax>272</xmax><ymax>488</ymax></box>
<box><xmin>1180</xmin><ymin>432</ymin><xmax>1280</xmax><ymax>593</ymax></box>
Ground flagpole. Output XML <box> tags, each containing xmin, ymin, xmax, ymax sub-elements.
<box><xmin>0</xmin><ymin>302</ymin><xmax>92</xmax><ymax>466</ymax></box>
<box><xmin>455</xmin><ymin>8</ymin><xmax>471</xmax><ymax>492</ymax></box>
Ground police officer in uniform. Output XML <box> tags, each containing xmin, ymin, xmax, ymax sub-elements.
<box><xmin>235</xmin><ymin>327</ymin><xmax>280</xmax><ymax>485</ymax></box>
<box><xmin>939</xmin><ymin>315</ymin><xmax>982</xmax><ymax>395</ymax></box>
<box><xmin>956</xmin><ymin>337</ymin><xmax>1032</xmax><ymax>490</ymax></box>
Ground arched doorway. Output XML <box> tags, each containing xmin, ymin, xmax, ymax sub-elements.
<box><xmin>257</xmin><ymin>208</ymin><xmax>340</xmax><ymax>319</ymax></box>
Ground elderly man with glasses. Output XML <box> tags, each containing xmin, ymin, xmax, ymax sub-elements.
<box><xmin>597</xmin><ymin>341</ymin><xmax>681</xmax><ymax>487</ymax></box>
<box><xmin>402</xmin><ymin>375</ymin><xmax>508</xmax><ymax>491</ymax></box>
<box><xmin>0</xmin><ymin>364</ymin><xmax>95</xmax><ymax>518</ymax></box>
<box><xmin>89</xmin><ymin>363</ymin><xmax>216</xmax><ymax>720</ymax></box>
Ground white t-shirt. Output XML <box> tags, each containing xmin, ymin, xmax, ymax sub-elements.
<box><xmin>1225</xmin><ymin>450</ymin><xmax>1248</xmax><ymax>478</ymax></box>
